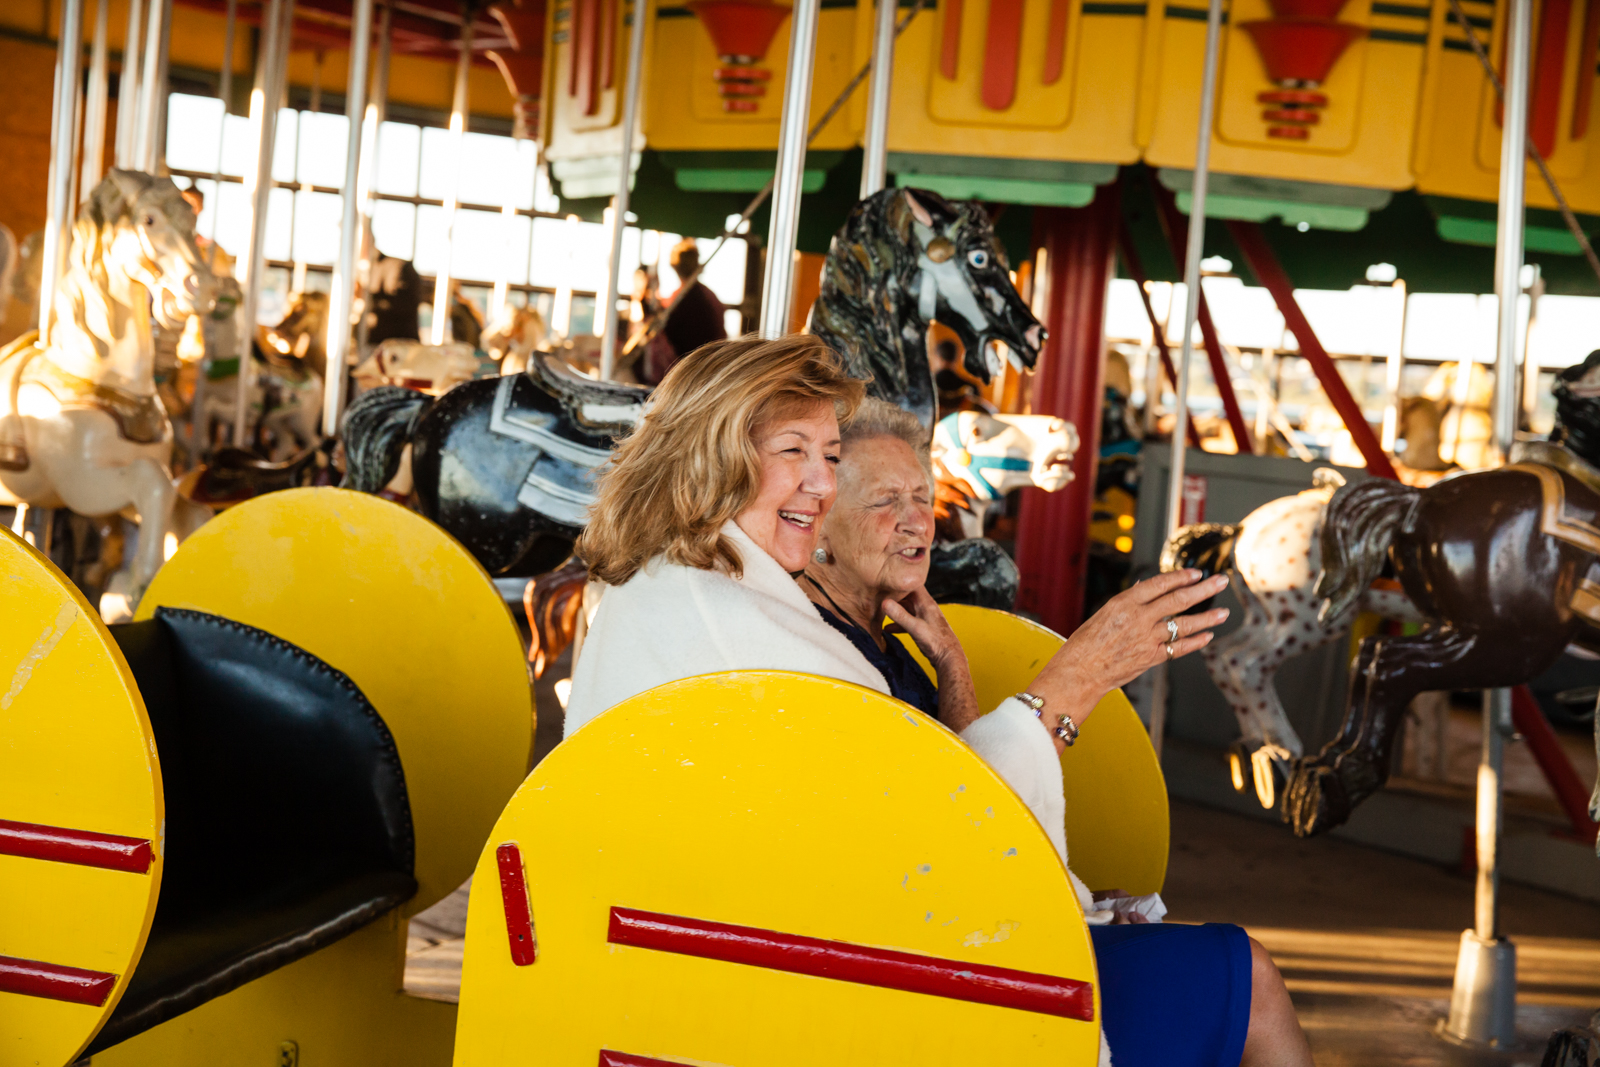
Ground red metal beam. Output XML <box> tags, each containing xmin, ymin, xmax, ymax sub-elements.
<box><xmin>1510</xmin><ymin>686</ymin><xmax>1600</xmax><ymax>844</ymax></box>
<box><xmin>495</xmin><ymin>843</ymin><xmax>538</xmax><ymax>965</ymax></box>
<box><xmin>608</xmin><ymin>907</ymin><xmax>1094</xmax><ymax>1019</ymax></box>
<box><xmin>1115</xmin><ymin>223</ymin><xmax>1202</xmax><ymax>450</ymax></box>
<box><xmin>1013</xmin><ymin>185</ymin><xmax>1122</xmax><ymax>635</ymax></box>
<box><xmin>1225</xmin><ymin>220</ymin><xmax>1399</xmax><ymax>480</ymax></box>
<box><xmin>1149</xmin><ymin>183</ymin><xmax>1255</xmax><ymax>454</ymax></box>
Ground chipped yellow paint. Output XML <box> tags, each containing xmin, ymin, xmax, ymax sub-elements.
<box><xmin>0</xmin><ymin>526</ymin><xmax>162</xmax><ymax>1067</ymax></box>
<box><xmin>898</xmin><ymin>604</ymin><xmax>1169</xmax><ymax>896</ymax></box>
<box><xmin>454</xmin><ymin>671</ymin><xmax>1100</xmax><ymax>1066</ymax></box>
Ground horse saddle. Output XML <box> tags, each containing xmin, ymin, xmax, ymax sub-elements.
<box><xmin>1506</xmin><ymin>441</ymin><xmax>1600</xmax><ymax>627</ymax></box>
<box><xmin>487</xmin><ymin>365</ymin><xmax>639</xmax><ymax>528</ymax></box>
<box><xmin>0</xmin><ymin>333</ymin><xmax>167</xmax><ymax>464</ymax></box>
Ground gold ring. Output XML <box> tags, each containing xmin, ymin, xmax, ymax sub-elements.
<box><xmin>1165</xmin><ymin>642</ymin><xmax>1175</xmax><ymax>661</ymax></box>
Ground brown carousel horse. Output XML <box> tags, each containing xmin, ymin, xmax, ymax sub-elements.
<box><xmin>1284</xmin><ymin>350</ymin><xmax>1600</xmax><ymax>839</ymax></box>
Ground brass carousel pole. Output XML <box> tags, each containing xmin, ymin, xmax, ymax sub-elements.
<box><xmin>758</xmin><ymin>0</ymin><xmax>822</xmax><ymax>336</ymax></box>
<box><xmin>858</xmin><ymin>0</ymin><xmax>896</xmax><ymax>197</ymax></box>
<box><xmin>1149</xmin><ymin>0</ymin><xmax>1225</xmax><ymax>756</ymax></box>
<box><xmin>233</xmin><ymin>0</ymin><xmax>295</xmax><ymax>446</ymax></box>
<box><xmin>323</xmin><ymin>0</ymin><xmax>375</xmax><ymax>436</ymax></box>
<box><xmin>114</xmin><ymin>0</ymin><xmax>144</xmax><ymax>169</ymax></box>
<box><xmin>430</xmin><ymin>11</ymin><xmax>474</xmax><ymax>345</ymax></box>
<box><xmin>1440</xmin><ymin>0</ymin><xmax>1530</xmax><ymax>1047</ymax></box>
<box><xmin>40</xmin><ymin>0</ymin><xmax>85</xmax><ymax>344</ymax></box>
<box><xmin>598</xmin><ymin>0</ymin><xmax>650</xmax><ymax>380</ymax></box>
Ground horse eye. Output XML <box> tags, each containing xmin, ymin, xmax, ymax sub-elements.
<box><xmin>968</xmin><ymin>250</ymin><xmax>989</xmax><ymax>269</ymax></box>
<box><xmin>142</xmin><ymin>215</ymin><xmax>155</xmax><ymax>226</ymax></box>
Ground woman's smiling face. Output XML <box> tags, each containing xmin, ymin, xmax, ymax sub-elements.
<box><xmin>821</xmin><ymin>434</ymin><xmax>935</xmax><ymax>600</ymax></box>
<box><xmin>734</xmin><ymin>403</ymin><xmax>842</xmax><ymax>572</ymax></box>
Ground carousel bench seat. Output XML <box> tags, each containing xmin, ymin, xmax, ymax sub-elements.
<box><xmin>86</xmin><ymin>607</ymin><xmax>417</xmax><ymax>1053</ymax></box>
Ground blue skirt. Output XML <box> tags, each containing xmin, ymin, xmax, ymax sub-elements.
<box><xmin>1089</xmin><ymin>922</ymin><xmax>1252</xmax><ymax>1067</ymax></box>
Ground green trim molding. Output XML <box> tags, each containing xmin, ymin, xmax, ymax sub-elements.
<box><xmin>888</xmin><ymin>153</ymin><xmax>1116</xmax><ymax>207</ymax></box>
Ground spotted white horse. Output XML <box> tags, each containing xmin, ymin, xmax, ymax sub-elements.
<box><xmin>1161</xmin><ymin>469</ymin><xmax>1423</xmax><ymax>808</ymax></box>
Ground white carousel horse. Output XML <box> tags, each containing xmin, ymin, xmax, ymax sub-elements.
<box><xmin>1161</xmin><ymin>469</ymin><xmax>1424</xmax><ymax>806</ymax></box>
<box><xmin>482</xmin><ymin>302</ymin><xmax>547</xmax><ymax>375</ymax></box>
<box><xmin>0</xmin><ymin>170</ymin><xmax>218</xmax><ymax>606</ymax></box>
<box><xmin>930</xmin><ymin>410</ymin><xmax>1079</xmax><ymax>540</ymax></box>
<box><xmin>352</xmin><ymin>338</ymin><xmax>481</xmax><ymax>396</ymax></box>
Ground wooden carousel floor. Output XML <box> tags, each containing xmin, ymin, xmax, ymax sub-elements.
<box><xmin>402</xmin><ymin>646</ymin><xmax>1600</xmax><ymax>1062</ymax></box>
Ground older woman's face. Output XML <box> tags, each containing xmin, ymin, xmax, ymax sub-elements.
<box><xmin>823</xmin><ymin>435</ymin><xmax>935</xmax><ymax>598</ymax></box>
<box><xmin>735</xmin><ymin>404</ymin><xmax>841</xmax><ymax>572</ymax></box>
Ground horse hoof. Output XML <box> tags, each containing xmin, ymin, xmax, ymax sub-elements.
<box><xmin>1283</xmin><ymin>761</ymin><xmax>1350</xmax><ymax>837</ymax></box>
<box><xmin>1227</xmin><ymin>742</ymin><xmax>1250</xmax><ymax>794</ymax></box>
<box><xmin>1251</xmin><ymin>748</ymin><xmax>1280</xmax><ymax>811</ymax></box>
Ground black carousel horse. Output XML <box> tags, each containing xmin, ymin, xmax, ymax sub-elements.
<box><xmin>341</xmin><ymin>187</ymin><xmax>1048</xmax><ymax>583</ymax></box>
<box><xmin>1283</xmin><ymin>350</ymin><xmax>1600</xmax><ymax>841</ymax></box>
<box><xmin>810</xmin><ymin>188</ymin><xmax>1044</xmax><ymax>430</ymax></box>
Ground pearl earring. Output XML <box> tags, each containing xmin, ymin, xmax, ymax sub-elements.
<box><xmin>812</xmin><ymin>547</ymin><xmax>829</xmax><ymax>564</ymax></box>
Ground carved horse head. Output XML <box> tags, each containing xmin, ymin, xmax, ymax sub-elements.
<box><xmin>809</xmin><ymin>188</ymin><xmax>1046</xmax><ymax>430</ymax></box>
<box><xmin>931</xmin><ymin>410</ymin><xmax>1078</xmax><ymax>504</ymax></box>
<box><xmin>260</xmin><ymin>290</ymin><xmax>330</xmax><ymax>379</ymax></box>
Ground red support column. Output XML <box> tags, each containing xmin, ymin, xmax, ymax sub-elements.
<box><xmin>1225</xmin><ymin>220</ymin><xmax>1399</xmax><ymax>480</ymax></box>
<box><xmin>1013</xmin><ymin>184</ymin><xmax>1120</xmax><ymax>636</ymax></box>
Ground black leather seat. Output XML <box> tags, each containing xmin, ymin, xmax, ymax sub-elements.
<box><xmin>88</xmin><ymin>608</ymin><xmax>417</xmax><ymax>1053</ymax></box>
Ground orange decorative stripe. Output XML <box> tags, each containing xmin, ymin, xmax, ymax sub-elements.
<box><xmin>941</xmin><ymin>0</ymin><xmax>964</xmax><ymax>78</ymax></box>
<box><xmin>1530</xmin><ymin>0</ymin><xmax>1573</xmax><ymax>157</ymax></box>
<box><xmin>1573</xmin><ymin>0</ymin><xmax>1600</xmax><ymax>139</ymax></box>
<box><xmin>1043</xmin><ymin>0</ymin><xmax>1070</xmax><ymax>84</ymax></box>
<box><xmin>982</xmin><ymin>0</ymin><xmax>1026</xmax><ymax>109</ymax></box>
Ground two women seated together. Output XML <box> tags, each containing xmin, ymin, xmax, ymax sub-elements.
<box><xmin>563</xmin><ymin>335</ymin><xmax>1313</xmax><ymax>1067</ymax></box>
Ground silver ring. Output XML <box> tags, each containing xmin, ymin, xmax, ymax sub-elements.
<box><xmin>1165</xmin><ymin>642</ymin><xmax>1175</xmax><ymax>661</ymax></box>
<box><xmin>1165</xmin><ymin>618</ymin><xmax>1179</xmax><ymax>642</ymax></box>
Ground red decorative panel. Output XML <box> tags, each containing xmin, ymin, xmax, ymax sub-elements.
<box><xmin>1574</xmin><ymin>0</ymin><xmax>1600</xmax><ymax>138</ymax></box>
<box><xmin>570</xmin><ymin>0</ymin><xmax>600</xmax><ymax>115</ymax></box>
<box><xmin>607</xmin><ymin>907</ymin><xmax>1094</xmax><ymax>1020</ymax></box>
<box><xmin>0</xmin><ymin>954</ymin><xmax>117</xmax><ymax>1006</ymax></box>
<box><xmin>1530</xmin><ymin>0</ymin><xmax>1574</xmax><ymax>156</ymax></box>
<box><xmin>982</xmin><ymin>0</ymin><xmax>1025</xmax><ymax>109</ymax></box>
<box><xmin>599</xmin><ymin>0</ymin><xmax>618</xmax><ymax>90</ymax></box>
<box><xmin>941</xmin><ymin>0</ymin><xmax>964</xmax><ymax>78</ymax></box>
<box><xmin>1043</xmin><ymin>0</ymin><xmax>1070</xmax><ymax>84</ymax></box>
<box><xmin>496</xmin><ymin>843</ymin><xmax>538</xmax><ymax>966</ymax></box>
<box><xmin>0</xmin><ymin>818</ymin><xmax>152</xmax><ymax>874</ymax></box>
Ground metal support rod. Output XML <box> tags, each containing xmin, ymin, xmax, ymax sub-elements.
<box><xmin>1116</xmin><ymin>222</ymin><xmax>1201</xmax><ymax>448</ymax></box>
<box><xmin>322</xmin><ymin>0</ymin><xmax>373</xmax><ymax>437</ymax></box>
<box><xmin>207</xmin><ymin>0</ymin><xmax>238</xmax><ymax>256</ymax></box>
<box><xmin>1443</xmin><ymin>0</ymin><xmax>1529</xmax><ymax>1045</ymax></box>
<box><xmin>234</xmin><ymin>0</ymin><xmax>292</xmax><ymax>447</ymax></box>
<box><xmin>81</xmin><ymin>0</ymin><xmax>110</xmax><ymax>197</ymax></box>
<box><xmin>115</xmin><ymin>0</ymin><xmax>144</xmax><ymax>169</ymax></box>
<box><xmin>1380</xmin><ymin>279</ymin><xmax>1407</xmax><ymax>454</ymax></box>
<box><xmin>133</xmin><ymin>0</ymin><xmax>173</xmax><ymax>172</ymax></box>
<box><xmin>859</xmin><ymin>0</ymin><xmax>897</xmax><ymax>197</ymax></box>
<box><xmin>1162</xmin><ymin>0</ymin><xmax>1224</xmax><ymax>545</ymax></box>
<box><xmin>40</xmin><ymin>0</ymin><xmax>85</xmax><ymax>345</ymax></box>
<box><xmin>598</xmin><ymin>0</ymin><xmax>649</xmax><ymax>379</ymax></box>
<box><xmin>430</xmin><ymin>16</ymin><xmax>473</xmax><ymax>346</ymax></box>
<box><xmin>355</xmin><ymin>2</ymin><xmax>391</xmax><ymax>354</ymax></box>
<box><xmin>758</xmin><ymin>0</ymin><xmax>823</xmax><ymax>337</ymax></box>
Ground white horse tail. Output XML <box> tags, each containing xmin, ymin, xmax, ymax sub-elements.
<box><xmin>342</xmin><ymin>385</ymin><xmax>432</xmax><ymax>493</ymax></box>
<box><xmin>1160</xmin><ymin>522</ymin><xmax>1242</xmax><ymax>581</ymax></box>
<box><xmin>1314</xmin><ymin>478</ymin><xmax>1421</xmax><ymax>624</ymax></box>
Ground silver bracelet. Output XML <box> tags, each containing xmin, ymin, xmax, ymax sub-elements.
<box><xmin>1016</xmin><ymin>691</ymin><xmax>1078</xmax><ymax>747</ymax></box>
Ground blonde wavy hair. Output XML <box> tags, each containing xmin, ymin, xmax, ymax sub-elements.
<box><xmin>578</xmin><ymin>334</ymin><xmax>865</xmax><ymax>585</ymax></box>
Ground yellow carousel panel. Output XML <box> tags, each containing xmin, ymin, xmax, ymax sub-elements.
<box><xmin>1145</xmin><ymin>0</ymin><xmax>1427</xmax><ymax>190</ymax></box>
<box><xmin>0</xmin><ymin>526</ymin><xmax>163</xmax><ymax>1067</ymax></box>
<box><xmin>454</xmin><ymin>671</ymin><xmax>1101</xmax><ymax>1066</ymax></box>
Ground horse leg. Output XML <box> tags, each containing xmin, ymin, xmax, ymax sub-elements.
<box><xmin>1284</xmin><ymin>627</ymin><xmax>1478</xmax><ymax>836</ymax></box>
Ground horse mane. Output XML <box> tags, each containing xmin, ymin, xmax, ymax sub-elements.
<box><xmin>53</xmin><ymin>171</ymin><xmax>153</xmax><ymax>364</ymax></box>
